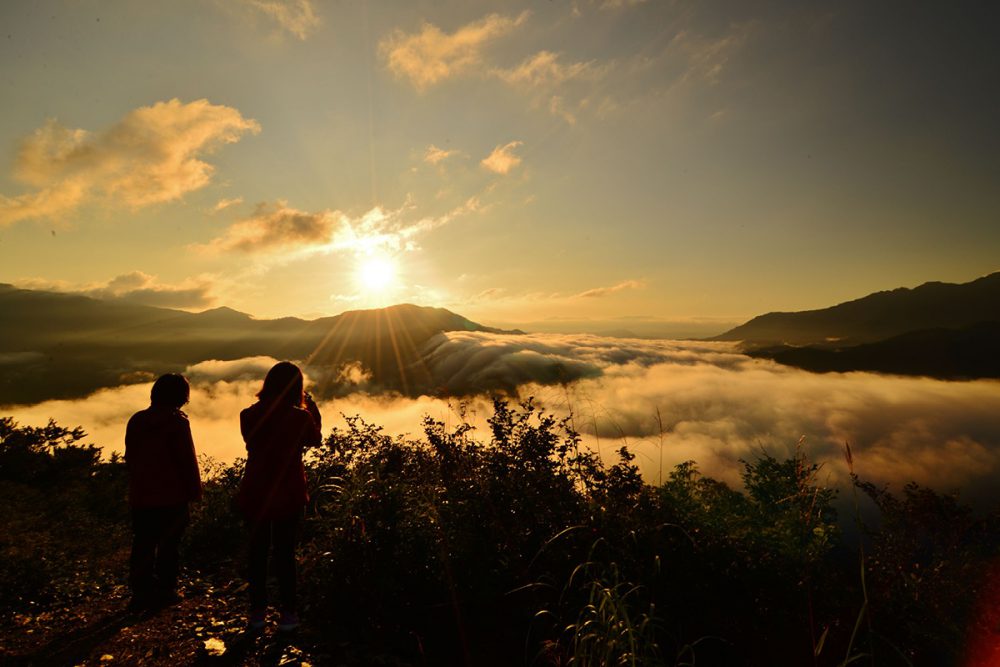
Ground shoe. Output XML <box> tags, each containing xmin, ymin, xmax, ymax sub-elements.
<box><xmin>277</xmin><ymin>610</ymin><xmax>300</xmax><ymax>632</ymax></box>
<box><xmin>248</xmin><ymin>608</ymin><xmax>267</xmax><ymax>630</ymax></box>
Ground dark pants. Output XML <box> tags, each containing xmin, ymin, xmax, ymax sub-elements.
<box><xmin>130</xmin><ymin>503</ymin><xmax>189</xmax><ymax>602</ymax></box>
<box><xmin>248</xmin><ymin>515</ymin><xmax>299</xmax><ymax>611</ymax></box>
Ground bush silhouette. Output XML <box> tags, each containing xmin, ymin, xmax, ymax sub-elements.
<box><xmin>1</xmin><ymin>403</ymin><xmax>996</xmax><ymax>665</ymax></box>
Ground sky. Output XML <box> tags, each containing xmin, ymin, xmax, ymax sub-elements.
<box><xmin>1</xmin><ymin>0</ymin><xmax>998</xmax><ymax>330</ymax></box>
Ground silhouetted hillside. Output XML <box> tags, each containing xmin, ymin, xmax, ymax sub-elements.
<box><xmin>0</xmin><ymin>285</ymin><xmax>519</xmax><ymax>405</ymax></box>
<box><xmin>748</xmin><ymin>321</ymin><xmax>1000</xmax><ymax>379</ymax></box>
<box><xmin>713</xmin><ymin>272</ymin><xmax>1000</xmax><ymax>346</ymax></box>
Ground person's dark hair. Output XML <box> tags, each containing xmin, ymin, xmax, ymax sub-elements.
<box><xmin>150</xmin><ymin>373</ymin><xmax>190</xmax><ymax>409</ymax></box>
<box><xmin>257</xmin><ymin>361</ymin><xmax>305</xmax><ymax>407</ymax></box>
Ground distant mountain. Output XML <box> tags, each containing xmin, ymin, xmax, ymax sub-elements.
<box><xmin>502</xmin><ymin>317</ymin><xmax>737</xmax><ymax>340</ymax></box>
<box><xmin>0</xmin><ymin>285</ymin><xmax>518</xmax><ymax>405</ymax></box>
<box><xmin>713</xmin><ymin>272</ymin><xmax>1000</xmax><ymax>346</ymax></box>
<box><xmin>748</xmin><ymin>322</ymin><xmax>1000</xmax><ymax>380</ymax></box>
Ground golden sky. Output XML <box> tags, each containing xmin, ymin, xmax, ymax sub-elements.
<box><xmin>1</xmin><ymin>0</ymin><xmax>998</xmax><ymax>330</ymax></box>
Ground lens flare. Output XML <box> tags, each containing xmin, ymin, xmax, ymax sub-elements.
<box><xmin>357</xmin><ymin>256</ymin><xmax>397</xmax><ymax>293</ymax></box>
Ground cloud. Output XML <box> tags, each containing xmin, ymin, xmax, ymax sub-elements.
<box><xmin>213</xmin><ymin>197</ymin><xmax>244</xmax><ymax>212</ymax></box>
<box><xmin>379</xmin><ymin>12</ymin><xmax>529</xmax><ymax>90</ymax></box>
<box><xmin>379</xmin><ymin>14</ymin><xmax>611</xmax><ymax>124</ymax></box>
<box><xmin>245</xmin><ymin>0</ymin><xmax>319</xmax><ymax>40</ymax></box>
<box><xmin>92</xmin><ymin>273</ymin><xmax>216</xmax><ymax>309</ymax></box>
<box><xmin>10</xmin><ymin>380</ymin><xmax>261</xmax><ymax>464</ymax></box>
<box><xmin>481</xmin><ymin>141</ymin><xmax>524</xmax><ymax>174</ymax></box>
<box><xmin>424</xmin><ymin>145</ymin><xmax>457</xmax><ymax>165</ymax></box>
<box><xmin>473</xmin><ymin>287</ymin><xmax>506</xmax><ymax>301</ymax></box>
<box><xmin>15</xmin><ymin>272</ymin><xmax>216</xmax><ymax>309</ymax></box>
<box><xmin>0</xmin><ymin>352</ymin><xmax>46</xmax><ymax>366</ymax></box>
<box><xmin>659</xmin><ymin>25</ymin><xmax>754</xmax><ymax>88</ymax></box>
<box><xmin>322</xmin><ymin>196</ymin><xmax>485</xmax><ymax>256</ymax></box>
<box><xmin>546</xmin><ymin>95</ymin><xmax>579</xmax><ymax>124</ymax></box>
<box><xmin>419</xmin><ymin>333</ymin><xmax>745</xmax><ymax>395</ymax></box>
<box><xmin>574</xmin><ymin>279</ymin><xmax>644</xmax><ymax>299</ymax></box>
<box><xmin>186</xmin><ymin>356</ymin><xmax>280</xmax><ymax>384</ymax></box>
<box><xmin>414</xmin><ymin>332</ymin><xmax>1000</xmax><ymax>496</ymax></box>
<box><xmin>11</xmin><ymin>336</ymin><xmax>1000</xmax><ymax>503</ymax></box>
<box><xmin>0</xmin><ymin>99</ymin><xmax>260</xmax><ymax>226</ymax></box>
<box><xmin>420</xmin><ymin>333</ymin><xmax>606</xmax><ymax>394</ymax></box>
<box><xmin>330</xmin><ymin>293</ymin><xmax>362</xmax><ymax>304</ymax></box>
<box><xmin>494</xmin><ymin>50</ymin><xmax>601</xmax><ymax>88</ymax></box>
<box><xmin>7</xmin><ymin>372</ymin><xmax>470</xmax><ymax>466</ymax></box>
<box><xmin>199</xmin><ymin>196</ymin><xmax>485</xmax><ymax>263</ymax></box>
<box><xmin>600</xmin><ymin>0</ymin><xmax>649</xmax><ymax>9</ymax></box>
<box><xmin>200</xmin><ymin>200</ymin><xmax>337</xmax><ymax>253</ymax></box>
<box><xmin>493</xmin><ymin>51</ymin><xmax>611</xmax><ymax>124</ymax></box>
<box><xmin>563</xmin><ymin>20</ymin><xmax>753</xmax><ymax>123</ymax></box>
<box><xmin>459</xmin><ymin>279</ymin><xmax>644</xmax><ymax>308</ymax></box>
<box><xmin>677</xmin><ymin>33</ymin><xmax>744</xmax><ymax>85</ymax></box>
<box><xmin>336</xmin><ymin>361</ymin><xmax>373</xmax><ymax>387</ymax></box>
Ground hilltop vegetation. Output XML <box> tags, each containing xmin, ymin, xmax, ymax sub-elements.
<box><xmin>1</xmin><ymin>404</ymin><xmax>998</xmax><ymax>665</ymax></box>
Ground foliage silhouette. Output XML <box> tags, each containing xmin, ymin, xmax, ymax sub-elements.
<box><xmin>1</xmin><ymin>402</ymin><xmax>997</xmax><ymax>665</ymax></box>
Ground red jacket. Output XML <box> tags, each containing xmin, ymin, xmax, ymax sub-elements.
<box><xmin>236</xmin><ymin>400</ymin><xmax>321</xmax><ymax>520</ymax></box>
<box><xmin>125</xmin><ymin>407</ymin><xmax>202</xmax><ymax>508</ymax></box>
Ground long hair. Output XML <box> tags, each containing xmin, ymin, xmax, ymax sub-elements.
<box><xmin>257</xmin><ymin>361</ymin><xmax>305</xmax><ymax>408</ymax></box>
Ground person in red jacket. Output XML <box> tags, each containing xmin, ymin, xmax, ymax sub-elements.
<box><xmin>125</xmin><ymin>373</ymin><xmax>202</xmax><ymax>611</ymax></box>
<box><xmin>236</xmin><ymin>361</ymin><xmax>321</xmax><ymax>631</ymax></box>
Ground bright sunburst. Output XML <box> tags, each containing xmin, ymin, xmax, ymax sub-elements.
<box><xmin>357</xmin><ymin>255</ymin><xmax>398</xmax><ymax>294</ymax></box>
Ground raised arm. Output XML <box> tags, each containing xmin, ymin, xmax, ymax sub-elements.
<box><xmin>302</xmin><ymin>401</ymin><xmax>322</xmax><ymax>449</ymax></box>
<box><xmin>304</xmin><ymin>393</ymin><xmax>322</xmax><ymax>433</ymax></box>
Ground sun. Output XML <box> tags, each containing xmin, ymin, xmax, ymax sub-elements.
<box><xmin>357</xmin><ymin>255</ymin><xmax>398</xmax><ymax>293</ymax></box>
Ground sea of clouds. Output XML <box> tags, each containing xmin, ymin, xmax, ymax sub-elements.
<box><xmin>10</xmin><ymin>332</ymin><xmax>1000</xmax><ymax>503</ymax></box>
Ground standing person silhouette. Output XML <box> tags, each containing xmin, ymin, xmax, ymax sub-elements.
<box><xmin>125</xmin><ymin>373</ymin><xmax>202</xmax><ymax>612</ymax></box>
<box><xmin>236</xmin><ymin>361</ymin><xmax>321</xmax><ymax>631</ymax></box>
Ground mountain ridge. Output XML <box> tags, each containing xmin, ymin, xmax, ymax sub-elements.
<box><xmin>0</xmin><ymin>286</ymin><xmax>520</xmax><ymax>406</ymax></box>
<box><xmin>747</xmin><ymin>321</ymin><xmax>1000</xmax><ymax>380</ymax></box>
<box><xmin>713</xmin><ymin>271</ymin><xmax>1000</xmax><ymax>346</ymax></box>
<box><xmin>713</xmin><ymin>271</ymin><xmax>1000</xmax><ymax>379</ymax></box>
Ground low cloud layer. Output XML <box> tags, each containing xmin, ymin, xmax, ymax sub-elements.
<box><xmin>416</xmin><ymin>333</ymin><xmax>1000</xmax><ymax>497</ymax></box>
<box><xmin>8</xmin><ymin>332</ymin><xmax>1000</xmax><ymax>503</ymax></box>
<box><xmin>0</xmin><ymin>99</ymin><xmax>259</xmax><ymax>226</ymax></box>
<box><xmin>8</xmin><ymin>370</ymin><xmax>467</xmax><ymax>466</ymax></box>
<box><xmin>186</xmin><ymin>356</ymin><xmax>281</xmax><ymax>384</ymax></box>
<box><xmin>419</xmin><ymin>331</ymin><xmax>715</xmax><ymax>395</ymax></box>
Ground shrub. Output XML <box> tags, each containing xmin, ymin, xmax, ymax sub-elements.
<box><xmin>0</xmin><ymin>418</ymin><xmax>128</xmax><ymax>609</ymax></box>
<box><xmin>1</xmin><ymin>405</ymin><xmax>995</xmax><ymax>666</ymax></box>
<box><xmin>857</xmin><ymin>478</ymin><xmax>1000</xmax><ymax>663</ymax></box>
